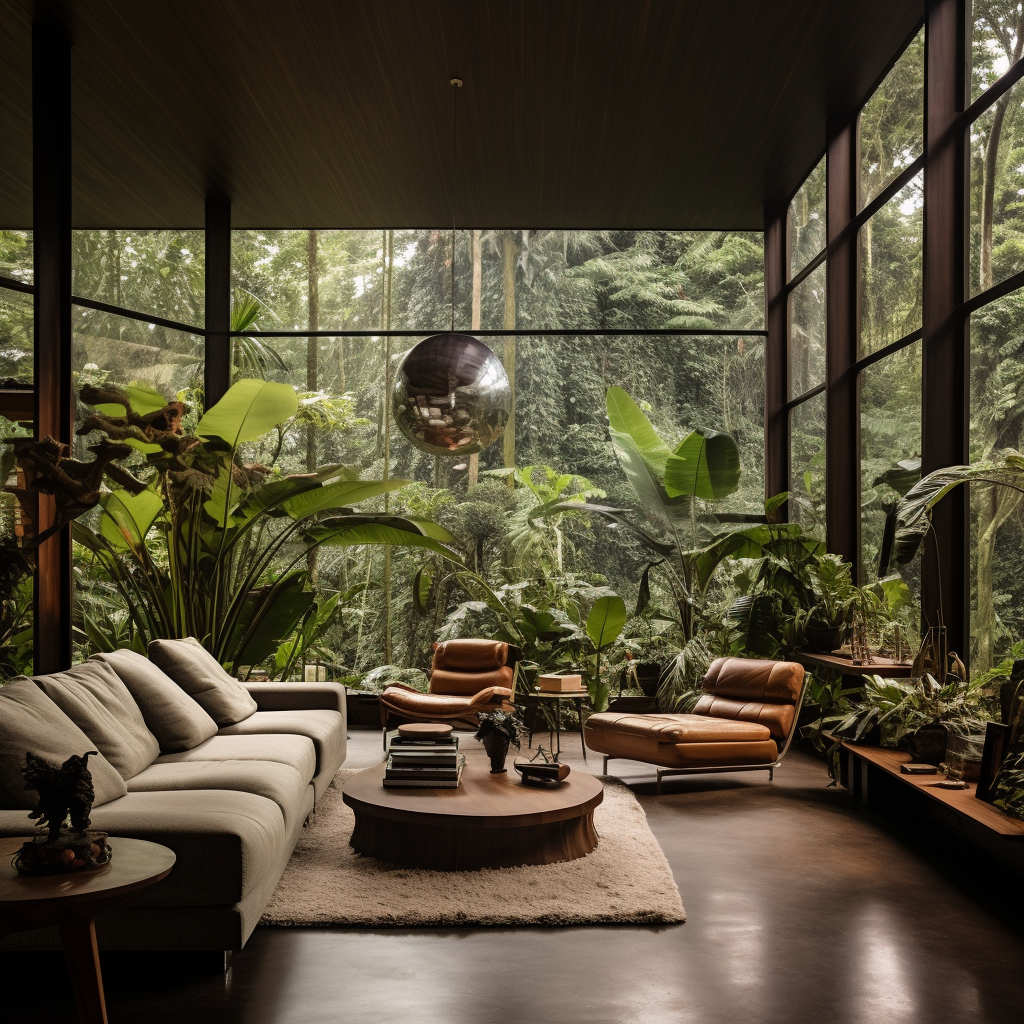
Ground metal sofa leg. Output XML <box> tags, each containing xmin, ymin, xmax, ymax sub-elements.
<box><xmin>769</xmin><ymin>766</ymin><xmax>774</xmax><ymax>781</ymax></box>
<box><xmin>602</xmin><ymin>755</ymin><xmax>609</xmax><ymax>775</ymax></box>
<box><xmin>656</xmin><ymin>770</ymin><xmax>662</xmax><ymax>795</ymax></box>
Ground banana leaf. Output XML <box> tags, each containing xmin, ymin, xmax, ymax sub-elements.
<box><xmin>586</xmin><ymin>594</ymin><xmax>627</xmax><ymax>650</ymax></box>
<box><xmin>196</xmin><ymin>378</ymin><xmax>298</xmax><ymax>446</ymax></box>
<box><xmin>663</xmin><ymin>428</ymin><xmax>740</xmax><ymax>500</ymax></box>
<box><xmin>99</xmin><ymin>488</ymin><xmax>165</xmax><ymax>550</ymax></box>
<box><xmin>606</xmin><ymin>386</ymin><xmax>691</xmax><ymax>527</ymax></box>
<box><xmin>529</xmin><ymin>499</ymin><xmax>675</xmax><ymax>557</ymax></box>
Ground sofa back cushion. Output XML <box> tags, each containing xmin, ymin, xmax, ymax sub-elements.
<box><xmin>0</xmin><ymin>678</ymin><xmax>128</xmax><ymax>809</ymax></box>
<box><xmin>94</xmin><ymin>649</ymin><xmax>219</xmax><ymax>753</ymax></box>
<box><xmin>432</xmin><ymin>639</ymin><xmax>508</xmax><ymax>673</ymax></box>
<box><xmin>696</xmin><ymin>657</ymin><xmax>805</xmax><ymax>740</ymax></box>
<box><xmin>148</xmin><ymin>638</ymin><xmax>258</xmax><ymax>727</ymax></box>
<box><xmin>32</xmin><ymin>660</ymin><xmax>160</xmax><ymax>780</ymax></box>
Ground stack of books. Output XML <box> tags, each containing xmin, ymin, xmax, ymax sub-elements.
<box><xmin>384</xmin><ymin>733</ymin><xmax>465</xmax><ymax>788</ymax></box>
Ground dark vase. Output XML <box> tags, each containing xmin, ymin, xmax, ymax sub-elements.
<box><xmin>907</xmin><ymin>724</ymin><xmax>947</xmax><ymax>765</ymax></box>
<box><xmin>634</xmin><ymin>662</ymin><xmax>662</xmax><ymax>699</ymax></box>
<box><xmin>481</xmin><ymin>731</ymin><xmax>511</xmax><ymax>773</ymax></box>
<box><xmin>804</xmin><ymin>623</ymin><xmax>848</xmax><ymax>653</ymax></box>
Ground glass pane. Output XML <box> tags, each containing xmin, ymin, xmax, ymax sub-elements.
<box><xmin>969</xmin><ymin>75</ymin><xmax>1024</xmax><ymax>296</ymax></box>
<box><xmin>860</xmin><ymin>172</ymin><xmax>924</xmax><ymax>355</ymax></box>
<box><xmin>972</xmin><ymin>5</ymin><xmax>1024</xmax><ymax>101</ymax></box>
<box><xmin>789</xmin><ymin>262</ymin><xmax>826</xmax><ymax>397</ymax></box>
<box><xmin>789</xmin><ymin>392</ymin><xmax>826</xmax><ymax>538</ymax></box>
<box><xmin>232</xmin><ymin>229</ymin><xmax>766</xmax><ymax>334</ymax></box>
<box><xmin>72</xmin><ymin>230</ymin><xmax>205</xmax><ymax>328</ymax></box>
<box><xmin>231</xmin><ymin>333</ymin><xmax>388</xmax><ymax>480</ymax></box>
<box><xmin>0</xmin><ymin>230</ymin><xmax>32</xmax><ymax>284</ymax></box>
<box><xmin>789</xmin><ymin>158</ymin><xmax>825</xmax><ymax>277</ymax></box>
<box><xmin>860</xmin><ymin>28</ymin><xmax>924</xmax><ymax>209</ymax></box>
<box><xmin>0</xmin><ymin>287</ymin><xmax>33</xmax><ymax>385</ymax></box>
<box><xmin>72</xmin><ymin>306</ymin><xmax>203</xmax><ymax>396</ymax></box>
<box><xmin>0</xmin><ymin>414</ymin><xmax>34</xmax><ymax>680</ymax></box>
<box><xmin>860</xmin><ymin>342</ymin><xmax>922</xmax><ymax>597</ymax></box>
<box><xmin>225</xmin><ymin>331</ymin><xmax>764</xmax><ymax>675</ymax></box>
<box><xmin>969</xmin><ymin>291</ymin><xmax>1024</xmax><ymax>672</ymax></box>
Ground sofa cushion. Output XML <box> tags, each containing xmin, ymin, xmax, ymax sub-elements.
<box><xmin>703</xmin><ymin>657</ymin><xmax>804</xmax><ymax>703</ymax></box>
<box><xmin>428</xmin><ymin>666</ymin><xmax>514</xmax><ymax>696</ymax></box>
<box><xmin>217</xmin><ymin>710</ymin><xmax>343</xmax><ymax>778</ymax></box>
<box><xmin>692</xmin><ymin>693</ymin><xmax>795</xmax><ymax>740</ymax></box>
<box><xmin>154</xmin><ymin>734</ymin><xmax>317</xmax><ymax>785</ymax></box>
<box><xmin>94</xmin><ymin>649</ymin><xmax>218</xmax><ymax>753</ymax></box>
<box><xmin>148</xmin><ymin>638</ymin><xmax>258</xmax><ymax>727</ymax></box>
<box><xmin>126</xmin><ymin>759</ymin><xmax>309</xmax><ymax>826</ymax></box>
<box><xmin>31</xmin><ymin>660</ymin><xmax>160</xmax><ymax>781</ymax></box>
<box><xmin>0</xmin><ymin>679</ymin><xmax>128</xmax><ymax>809</ymax></box>
<box><xmin>432</xmin><ymin>638</ymin><xmax>508</xmax><ymax>672</ymax></box>
<box><xmin>585</xmin><ymin>712</ymin><xmax>772</xmax><ymax>744</ymax></box>
<box><xmin>86</xmin><ymin>789</ymin><xmax>287</xmax><ymax>905</ymax></box>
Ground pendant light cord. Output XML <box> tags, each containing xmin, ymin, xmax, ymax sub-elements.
<box><xmin>450</xmin><ymin>77</ymin><xmax>462</xmax><ymax>332</ymax></box>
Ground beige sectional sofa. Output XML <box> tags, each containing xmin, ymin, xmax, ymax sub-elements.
<box><xmin>0</xmin><ymin>640</ymin><xmax>346</xmax><ymax>953</ymax></box>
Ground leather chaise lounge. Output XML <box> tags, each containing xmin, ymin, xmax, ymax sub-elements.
<box><xmin>585</xmin><ymin>656</ymin><xmax>806</xmax><ymax>792</ymax></box>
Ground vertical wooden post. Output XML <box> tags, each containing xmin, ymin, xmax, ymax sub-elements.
<box><xmin>204</xmin><ymin>195</ymin><xmax>231</xmax><ymax>407</ymax></box>
<box><xmin>922</xmin><ymin>0</ymin><xmax>968</xmax><ymax>654</ymax></box>
<box><xmin>32</xmin><ymin>8</ymin><xmax>73</xmax><ymax>672</ymax></box>
<box><xmin>763</xmin><ymin>205</ymin><xmax>789</xmax><ymax>509</ymax></box>
<box><xmin>825</xmin><ymin>116</ymin><xmax>861</xmax><ymax>572</ymax></box>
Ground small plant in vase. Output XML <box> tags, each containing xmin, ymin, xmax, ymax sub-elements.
<box><xmin>475</xmin><ymin>709</ymin><xmax>527</xmax><ymax>774</ymax></box>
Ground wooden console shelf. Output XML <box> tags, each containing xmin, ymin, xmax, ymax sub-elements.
<box><xmin>842</xmin><ymin>742</ymin><xmax>1024</xmax><ymax>838</ymax></box>
<box><xmin>798</xmin><ymin>652</ymin><xmax>914</xmax><ymax>677</ymax></box>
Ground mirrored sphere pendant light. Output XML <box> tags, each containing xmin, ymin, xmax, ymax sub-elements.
<box><xmin>392</xmin><ymin>77</ymin><xmax>511</xmax><ymax>456</ymax></box>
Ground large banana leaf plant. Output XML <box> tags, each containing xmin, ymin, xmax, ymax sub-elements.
<box><xmin>73</xmin><ymin>379</ymin><xmax>464</xmax><ymax>669</ymax></box>
<box><xmin>530</xmin><ymin>386</ymin><xmax>814</xmax><ymax>643</ymax></box>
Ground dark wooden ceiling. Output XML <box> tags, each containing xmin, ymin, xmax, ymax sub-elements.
<box><xmin>0</xmin><ymin>0</ymin><xmax>924</xmax><ymax>230</ymax></box>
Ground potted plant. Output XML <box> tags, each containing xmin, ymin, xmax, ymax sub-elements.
<box><xmin>805</xmin><ymin>554</ymin><xmax>857</xmax><ymax>652</ymax></box>
<box><xmin>827</xmin><ymin>674</ymin><xmax>991</xmax><ymax>766</ymax></box>
<box><xmin>475</xmin><ymin>708</ymin><xmax>527</xmax><ymax>774</ymax></box>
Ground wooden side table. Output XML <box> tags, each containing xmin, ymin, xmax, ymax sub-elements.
<box><xmin>0</xmin><ymin>836</ymin><xmax>175</xmax><ymax>1024</ymax></box>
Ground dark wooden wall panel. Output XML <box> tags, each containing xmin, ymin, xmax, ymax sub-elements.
<box><xmin>32</xmin><ymin>9</ymin><xmax>73</xmax><ymax>673</ymax></box>
<box><xmin>825</xmin><ymin>118</ymin><xmax>860</xmax><ymax>571</ymax></box>
<box><xmin>764</xmin><ymin>206</ymin><xmax>789</xmax><ymax>504</ymax></box>
<box><xmin>921</xmin><ymin>0</ymin><xmax>967</xmax><ymax>653</ymax></box>
<box><xmin>205</xmin><ymin>196</ymin><xmax>232</xmax><ymax>407</ymax></box>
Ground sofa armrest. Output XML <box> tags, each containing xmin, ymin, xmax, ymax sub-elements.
<box><xmin>243</xmin><ymin>681</ymin><xmax>345</xmax><ymax>713</ymax></box>
<box><xmin>0</xmin><ymin>810</ymin><xmax>34</xmax><ymax>839</ymax></box>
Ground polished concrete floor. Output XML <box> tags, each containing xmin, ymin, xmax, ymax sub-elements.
<box><xmin>8</xmin><ymin>728</ymin><xmax>1024</xmax><ymax>1024</ymax></box>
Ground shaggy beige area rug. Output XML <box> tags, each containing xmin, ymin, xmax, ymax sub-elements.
<box><xmin>260</xmin><ymin>769</ymin><xmax>685</xmax><ymax>927</ymax></box>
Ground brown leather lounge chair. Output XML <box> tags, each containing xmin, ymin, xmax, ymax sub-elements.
<box><xmin>379</xmin><ymin>639</ymin><xmax>515</xmax><ymax>745</ymax></box>
<box><xmin>584</xmin><ymin>656</ymin><xmax>806</xmax><ymax>793</ymax></box>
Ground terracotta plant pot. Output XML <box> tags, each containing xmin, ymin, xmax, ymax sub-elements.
<box><xmin>481</xmin><ymin>731</ymin><xmax>511</xmax><ymax>774</ymax></box>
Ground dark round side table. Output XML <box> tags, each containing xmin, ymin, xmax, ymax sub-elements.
<box><xmin>0</xmin><ymin>836</ymin><xmax>176</xmax><ymax>1024</ymax></box>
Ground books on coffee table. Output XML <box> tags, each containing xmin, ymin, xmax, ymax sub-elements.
<box><xmin>383</xmin><ymin>753</ymin><xmax>465</xmax><ymax>788</ymax></box>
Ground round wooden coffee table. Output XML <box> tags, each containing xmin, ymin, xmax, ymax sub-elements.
<box><xmin>0</xmin><ymin>836</ymin><xmax>175</xmax><ymax>1024</ymax></box>
<box><xmin>342</xmin><ymin>762</ymin><xmax>603</xmax><ymax>871</ymax></box>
